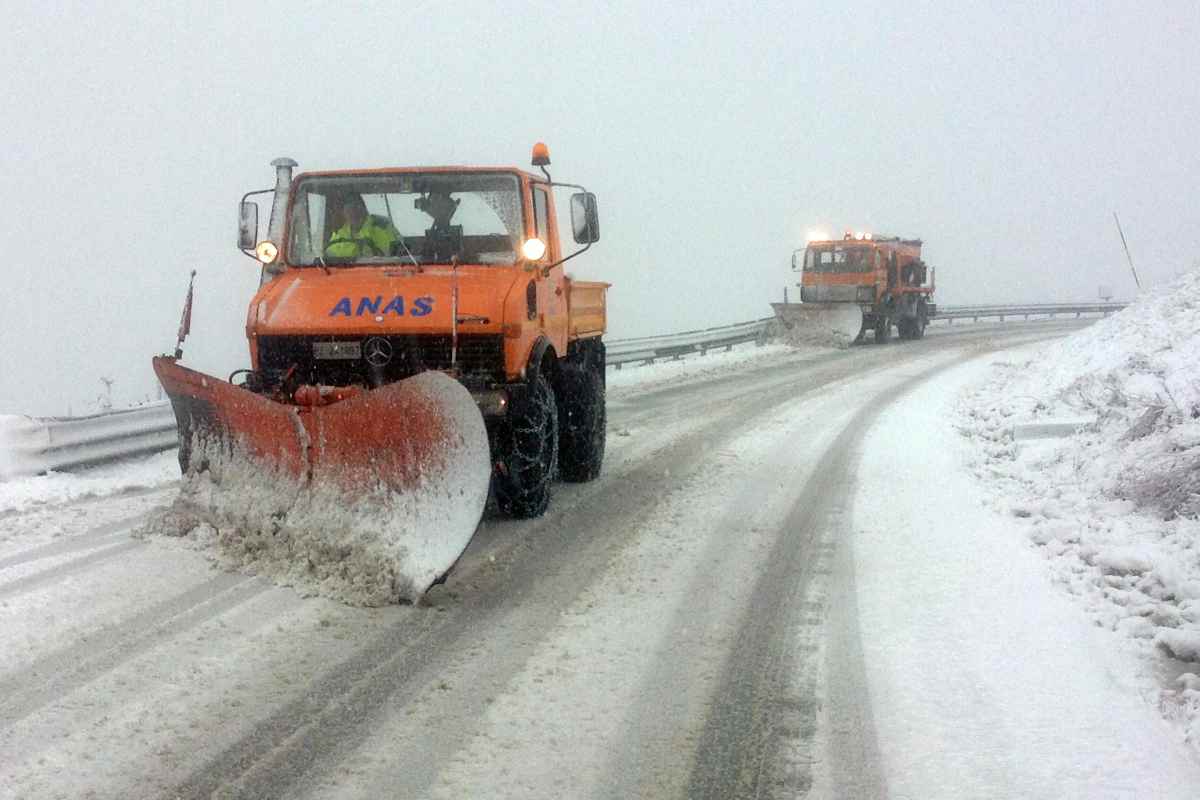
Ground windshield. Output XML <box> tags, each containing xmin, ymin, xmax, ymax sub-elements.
<box><xmin>287</xmin><ymin>172</ymin><xmax>523</xmax><ymax>266</ymax></box>
<box><xmin>804</xmin><ymin>245</ymin><xmax>875</xmax><ymax>273</ymax></box>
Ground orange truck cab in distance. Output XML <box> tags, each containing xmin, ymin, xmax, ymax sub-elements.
<box><xmin>233</xmin><ymin>143</ymin><xmax>608</xmax><ymax>517</ymax></box>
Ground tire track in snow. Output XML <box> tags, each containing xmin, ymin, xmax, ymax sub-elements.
<box><xmin>0</xmin><ymin>572</ymin><xmax>265</xmax><ymax>724</ymax></box>
<box><xmin>0</xmin><ymin>511</ymin><xmax>151</xmax><ymax>570</ymax></box>
<box><xmin>682</xmin><ymin>389</ymin><xmax>886</xmax><ymax>800</ymax></box>
<box><xmin>0</xmin><ymin>538</ymin><xmax>144</xmax><ymax>600</ymax></box>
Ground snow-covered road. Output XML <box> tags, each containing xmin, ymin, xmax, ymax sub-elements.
<box><xmin>3</xmin><ymin>321</ymin><xmax>1196</xmax><ymax>799</ymax></box>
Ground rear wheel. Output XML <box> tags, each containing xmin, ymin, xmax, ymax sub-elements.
<box><xmin>556</xmin><ymin>364</ymin><xmax>606</xmax><ymax>482</ymax></box>
<box><xmin>494</xmin><ymin>374</ymin><xmax>558</xmax><ymax>518</ymax></box>
<box><xmin>874</xmin><ymin>317</ymin><xmax>892</xmax><ymax>343</ymax></box>
<box><xmin>912</xmin><ymin>306</ymin><xmax>927</xmax><ymax>339</ymax></box>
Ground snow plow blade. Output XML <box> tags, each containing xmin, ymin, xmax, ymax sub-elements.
<box><xmin>151</xmin><ymin>356</ymin><xmax>491</xmax><ymax>604</ymax></box>
<box><xmin>770</xmin><ymin>301</ymin><xmax>865</xmax><ymax>347</ymax></box>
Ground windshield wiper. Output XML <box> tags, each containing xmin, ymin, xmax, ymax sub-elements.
<box><xmin>383</xmin><ymin>194</ymin><xmax>421</xmax><ymax>269</ymax></box>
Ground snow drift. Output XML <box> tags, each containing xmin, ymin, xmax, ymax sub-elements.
<box><xmin>959</xmin><ymin>266</ymin><xmax>1200</xmax><ymax>751</ymax></box>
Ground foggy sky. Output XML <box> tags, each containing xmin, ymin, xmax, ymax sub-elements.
<box><xmin>2</xmin><ymin>1</ymin><xmax>1197</xmax><ymax>415</ymax></box>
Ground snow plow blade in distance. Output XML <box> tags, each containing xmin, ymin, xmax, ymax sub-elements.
<box><xmin>151</xmin><ymin>356</ymin><xmax>491</xmax><ymax>604</ymax></box>
<box><xmin>770</xmin><ymin>301</ymin><xmax>865</xmax><ymax>347</ymax></box>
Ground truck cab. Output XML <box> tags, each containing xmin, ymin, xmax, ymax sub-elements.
<box><xmin>231</xmin><ymin>144</ymin><xmax>608</xmax><ymax>516</ymax></box>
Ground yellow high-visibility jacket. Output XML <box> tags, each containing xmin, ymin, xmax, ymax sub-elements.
<box><xmin>325</xmin><ymin>216</ymin><xmax>397</xmax><ymax>258</ymax></box>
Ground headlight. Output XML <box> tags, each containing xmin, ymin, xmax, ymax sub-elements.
<box><xmin>255</xmin><ymin>241</ymin><xmax>279</xmax><ymax>264</ymax></box>
<box><xmin>521</xmin><ymin>238</ymin><xmax>547</xmax><ymax>261</ymax></box>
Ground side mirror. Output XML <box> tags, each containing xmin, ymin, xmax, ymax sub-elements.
<box><xmin>238</xmin><ymin>201</ymin><xmax>258</xmax><ymax>250</ymax></box>
<box><xmin>570</xmin><ymin>192</ymin><xmax>599</xmax><ymax>244</ymax></box>
<box><xmin>791</xmin><ymin>249</ymin><xmax>804</xmax><ymax>271</ymax></box>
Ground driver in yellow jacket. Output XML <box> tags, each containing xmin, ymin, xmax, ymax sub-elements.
<box><xmin>325</xmin><ymin>194</ymin><xmax>398</xmax><ymax>258</ymax></box>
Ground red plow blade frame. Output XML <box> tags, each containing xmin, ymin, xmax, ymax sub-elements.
<box><xmin>151</xmin><ymin>356</ymin><xmax>491</xmax><ymax>604</ymax></box>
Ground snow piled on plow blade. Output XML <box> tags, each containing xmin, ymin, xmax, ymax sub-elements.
<box><xmin>143</xmin><ymin>371</ymin><xmax>491</xmax><ymax>606</ymax></box>
<box><xmin>770</xmin><ymin>302</ymin><xmax>863</xmax><ymax>348</ymax></box>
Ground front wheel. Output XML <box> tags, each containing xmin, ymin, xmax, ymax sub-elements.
<box><xmin>494</xmin><ymin>374</ymin><xmax>559</xmax><ymax>518</ymax></box>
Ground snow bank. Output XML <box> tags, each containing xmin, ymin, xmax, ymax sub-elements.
<box><xmin>0</xmin><ymin>450</ymin><xmax>179</xmax><ymax>514</ymax></box>
<box><xmin>848</xmin><ymin>354</ymin><xmax>1200</xmax><ymax>797</ymax></box>
<box><xmin>958</xmin><ymin>266</ymin><xmax>1200</xmax><ymax>751</ymax></box>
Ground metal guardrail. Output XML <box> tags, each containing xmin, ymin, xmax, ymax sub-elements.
<box><xmin>935</xmin><ymin>303</ymin><xmax>1128</xmax><ymax>322</ymax></box>
<box><xmin>606</xmin><ymin>317</ymin><xmax>774</xmax><ymax>368</ymax></box>
<box><xmin>0</xmin><ymin>403</ymin><xmax>177</xmax><ymax>480</ymax></box>
<box><xmin>0</xmin><ymin>302</ymin><xmax>1129</xmax><ymax>477</ymax></box>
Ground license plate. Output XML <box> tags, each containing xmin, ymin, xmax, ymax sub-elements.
<box><xmin>313</xmin><ymin>341</ymin><xmax>361</xmax><ymax>360</ymax></box>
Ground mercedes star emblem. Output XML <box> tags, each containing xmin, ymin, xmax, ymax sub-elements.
<box><xmin>363</xmin><ymin>337</ymin><xmax>393</xmax><ymax>367</ymax></box>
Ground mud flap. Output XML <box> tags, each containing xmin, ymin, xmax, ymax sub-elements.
<box><xmin>151</xmin><ymin>357</ymin><xmax>491</xmax><ymax>604</ymax></box>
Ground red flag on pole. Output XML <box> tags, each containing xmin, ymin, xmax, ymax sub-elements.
<box><xmin>174</xmin><ymin>271</ymin><xmax>196</xmax><ymax>358</ymax></box>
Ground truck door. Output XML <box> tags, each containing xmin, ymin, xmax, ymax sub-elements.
<box><xmin>532</xmin><ymin>184</ymin><xmax>568</xmax><ymax>353</ymax></box>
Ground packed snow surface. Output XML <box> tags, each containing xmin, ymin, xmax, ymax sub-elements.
<box><xmin>958</xmin><ymin>267</ymin><xmax>1200</xmax><ymax>752</ymax></box>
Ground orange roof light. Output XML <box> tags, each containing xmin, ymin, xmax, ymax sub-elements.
<box><xmin>531</xmin><ymin>142</ymin><xmax>551</xmax><ymax>167</ymax></box>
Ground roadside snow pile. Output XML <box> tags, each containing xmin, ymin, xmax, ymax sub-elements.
<box><xmin>959</xmin><ymin>267</ymin><xmax>1200</xmax><ymax>749</ymax></box>
<box><xmin>0</xmin><ymin>450</ymin><xmax>179</xmax><ymax>514</ymax></box>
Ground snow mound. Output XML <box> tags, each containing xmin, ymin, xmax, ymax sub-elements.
<box><xmin>958</xmin><ymin>266</ymin><xmax>1200</xmax><ymax>751</ymax></box>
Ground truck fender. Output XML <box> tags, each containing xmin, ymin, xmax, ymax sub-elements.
<box><xmin>521</xmin><ymin>336</ymin><xmax>558</xmax><ymax>385</ymax></box>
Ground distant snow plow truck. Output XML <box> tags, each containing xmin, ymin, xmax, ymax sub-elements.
<box><xmin>152</xmin><ymin>144</ymin><xmax>607</xmax><ymax>603</ymax></box>
<box><xmin>772</xmin><ymin>233</ymin><xmax>936</xmax><ymax>345</ymax></box>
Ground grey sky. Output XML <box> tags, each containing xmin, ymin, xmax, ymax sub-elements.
<box><xmin>1</xmin><ymin>1</ymin><xmax>1196</xmax><ymax>415</ymax></box>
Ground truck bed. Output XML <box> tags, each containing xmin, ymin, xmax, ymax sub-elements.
<box><xmin>567</xmin><ymin>279</ymin><xmax>609</xmax><ymax>339</ymax></box>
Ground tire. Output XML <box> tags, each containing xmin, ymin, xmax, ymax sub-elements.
<box><xmin>911</xmin><ymin>314</ymin><xmax>926</xmax><ymax>339</ymax></box>
<box><xmin>897</xmin><ymin>319</ymin><xmax>914</xmax><ymax>340</ymax></box>
<box><xmin>874</xmin><ymin>317</ymin><xmax>891</xmax><ymax>344</ymax></box>
<box><xmin>556</xmin><ymin>364</ymin><xmax>606</xmax><ymax>482</ymax></box>
<box><xmin>494</xmin><ymin>374</ymin><xmax>558</xmax><ymax>518</ymax></box>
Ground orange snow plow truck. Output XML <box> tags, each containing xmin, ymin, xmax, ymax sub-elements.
<box><xmin>152</xmin><ymin>144</ymin><xmax>606</xmax><ymax>601</ymax></box>
<box><xmin>773</xmin><ymin>233</ymin><xmax>936</xmax><ymax>344</ymax></box>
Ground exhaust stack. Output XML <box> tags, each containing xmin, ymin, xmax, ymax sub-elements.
<box><xmin>266</xmin><ymin>157</ymin><xmax>298</xmax><ymax>244</ymax></box>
